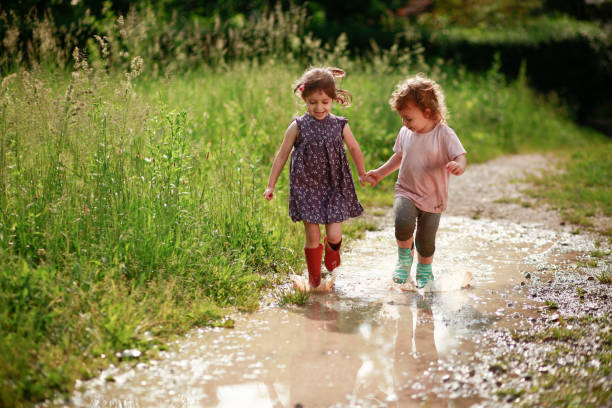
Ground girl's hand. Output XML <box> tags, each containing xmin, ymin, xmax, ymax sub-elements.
<box><xmin>446</xmin><ymin>160</ymin><xmax>463</xmax><ymax>175</ymax></box>
<box><xmin>264</xmin><ymin>187</ymin><xmax>275</xmax><ymax>200</ymax></box>
<box><xmin>358</xmin><ymin>174</ymin><xmax>367</xmax><ymax>187</ymax></box>
<box><xmin>365</xmin><ymin>170</ymin><xmax>382</xmax><ymax>186</ymax></box>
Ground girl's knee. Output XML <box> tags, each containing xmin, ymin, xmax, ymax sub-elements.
<box><xmin>415</xmin><ymin>241</ymin><xmax>435</xmax><ymax>257</ymax></box>
<box><xmin>327</xmin><ymin>233</ymin><xmax>342</xmax><ymax>245</ymax></box>
<box><xmin>395</xmin><ymin>227</ymin><xmax>413</xmax><ymax>242</ymax></box>
<box><xmin>395</xmin><ymin>216</ymin><xmax>415</xmax><ymax>241</ymax></box>
<box><xmin>325</xmin><ymin>223</ymin><xmax>342</xmax><ymax>244</ymax></box>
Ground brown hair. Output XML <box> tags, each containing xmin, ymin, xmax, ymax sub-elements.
<box><xmin>293</xmin><ymin>66</ymin><xmax>352</xmax><ymax>107</ymax></box>
<box><xmin>389</xmin><ymin>73</ymin><xmax>448</xmax><ymax>123</ymax></box>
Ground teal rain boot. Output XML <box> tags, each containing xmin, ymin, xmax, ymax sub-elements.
<box><xmin>393</xmin><ymin>247</ymin><xmax>413</xmax><ymax>284</ymax></box>
<box><xmin>416</xmin><ymin>263</ymin><xmax>434</xmax><ymax>289</ymax></box>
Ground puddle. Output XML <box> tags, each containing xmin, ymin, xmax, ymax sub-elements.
<box><xmin>67</xmin><ymin>216</ymin><xmax>592</xmax><ymax>408</ymax></box>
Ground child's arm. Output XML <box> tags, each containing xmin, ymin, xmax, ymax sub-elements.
<box><xmin>446</xmin><ymin>153</ymin><xmax>467</xmax><ymax>176</ymax></box>
<box><xmin>365</xmin><ymin>153</ymin><xmax>402</xmax><ymax>186</ymax></box>
<box><xmin>342</xmin><ymin>124</ymin><xmax>367</xmax><ymax>186</ymax></box>
<box><xmin>264</xmin><ymin>122</ymin><xmax>298</xmax><ymax>200</ymax></box>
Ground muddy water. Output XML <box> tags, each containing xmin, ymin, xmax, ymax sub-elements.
<box><xmin>69</xmin><ymin>216</ymin><xmax>573</xmax><ymax>408</ymax></box>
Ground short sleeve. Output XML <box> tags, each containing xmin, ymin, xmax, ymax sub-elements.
<box><xmin>337</xmin><ymin>116</ymin><xmax>348</xmax><ymax>131</ymax></box>
<box><xmin>293</xmin><ymin>115</ymin><xmax>302</xmax><ymax>133</ymax></box>
<box><xmin>444</xmin><ymin>126</ymin><xmax>466</xmax><ymax>161</ymax></box>
<box><xmin>393</xmin><ymin>127</ymin><xmax>407</xmax><ymax>155</ymax></box>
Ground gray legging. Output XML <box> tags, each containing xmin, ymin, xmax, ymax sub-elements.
<box><xmin>394</xmin><ymin>196</ymin><xmax>440</xmax><ymax>257</ymax></box>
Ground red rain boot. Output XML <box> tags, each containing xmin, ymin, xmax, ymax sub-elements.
<box><xmin>304</xmin><ymin>244</ymin><xmax>323</xmax><ymax>287</ymax></box>
<box><xmin>324</xmin><ymin>236</ymin><xmax>342</xmax><ymax>272</ymax></box>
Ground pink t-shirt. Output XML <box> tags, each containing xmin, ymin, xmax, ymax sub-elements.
<box><xmin>393</xmin><ymin>122</ymin><xmax>466</xmax><ymax>213</ymax></box>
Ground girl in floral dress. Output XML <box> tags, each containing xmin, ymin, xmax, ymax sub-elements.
<box><xmin>264</xmin><ymin>66</ymin><xmax>367</xmax><ymax>289</ymax></box>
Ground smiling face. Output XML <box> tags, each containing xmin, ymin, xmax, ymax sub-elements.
<box><xmin>304</xmin><ymin>89</ymin><xmax>333</xmax><ymax>120</ymax></box>
<box><xmin>397</xmin><ymin>101</ymin><xmax>437</xmax><ymax>134</ymax></box>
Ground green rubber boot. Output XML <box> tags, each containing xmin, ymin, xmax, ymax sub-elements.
<box><xmin>393</xmin><ymin>247</ymin><xmax>413</xmax><ymax>284</ymax></box>
<box><xmin>416</xmin><ymin>263</ymin><xmax>434</xmax><ymax>289</ymax></box>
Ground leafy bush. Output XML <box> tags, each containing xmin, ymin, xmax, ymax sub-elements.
<box><xmin>419</xmin><ymin>14</ymin><xmax>612</xmax><ymax>124</ymax></box>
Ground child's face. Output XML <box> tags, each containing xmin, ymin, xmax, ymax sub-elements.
<box><xmin>397</xmin><ymin>101</ymin><xmax>436</xmax><ymax>134</ymax></box>
<box><xmin>304</xmin><ymin>89</ymin><xmax>333</xmax><ymax>121</ymax></box>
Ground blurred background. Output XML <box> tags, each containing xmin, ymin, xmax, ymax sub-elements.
<box><xmin>2</xmin><ymin>0</ymin><xmax>611</xmax><ymax>132</ymax></box>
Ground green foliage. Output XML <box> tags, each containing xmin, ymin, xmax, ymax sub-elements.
<box><xmin>419</xmin><ymin>0</ymin><xmax>543</xmax><ymax>28</ymax></box>
<box><xmin>427</xmin><ymin>14</ymin><xmax>608</xmax><ymax>45</ymax></box>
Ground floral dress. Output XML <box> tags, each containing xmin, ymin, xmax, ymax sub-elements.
<box><xmin>289</xmin><ymin>113</ymin><xmax>363</xmax><ymax>224</ymax></box>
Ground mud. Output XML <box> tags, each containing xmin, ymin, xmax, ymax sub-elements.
<box><xmin>62</xmin><ymin>212</ymin><xmax>611</xmax><ymax>408</ymax></box>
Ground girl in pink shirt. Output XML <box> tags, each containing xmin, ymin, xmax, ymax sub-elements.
<box><xmin>366</xmin><ymin>74</ymin><xmax>467</xmax><ymax>288</ymax></box>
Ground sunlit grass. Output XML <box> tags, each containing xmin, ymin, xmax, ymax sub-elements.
<box><xmin>523</xmin><ymin>142</ymin><xmax>612</xmax><ymax>234</ymax></box>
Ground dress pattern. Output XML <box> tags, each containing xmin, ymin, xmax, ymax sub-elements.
<box><xmin>289</xmin><ymin>113</ymin><xmax>363</xmax><ymax>224</ymax></box>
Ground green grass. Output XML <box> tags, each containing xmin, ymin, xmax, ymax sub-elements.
<box><xmin>275</xmin><ymin>287</ymin><xmax>310</xmax><ymax>307</ymax></box>
<box><xmin>509</xmin><ymin>315</ymin><xmax>611</xmax><ymax>407</ymax></box>
<box><xmin>595</xmin><ymin>268</ymin><xmax>612</xmax><ymax>284</ymax></box>
<box><xmin>0</xmin><ymin>57</ymin><xmax>608</xmax><ymax>406</ymax></box>
<box><xmin>524</xmin><ymin>143</ymin><xmax>612</xmax><ymax>235</ymax></box>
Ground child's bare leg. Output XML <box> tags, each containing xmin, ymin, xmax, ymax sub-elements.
<box><xmin>324</xmin><ymin>222</ymin><xmax>342</xmax><ymax>245</ymax></box>
<box><xmin>397</xmin><ymin>237</ymin><xmax>414</xmax><ymax>250</ymax></box>
<box><xmin>304</xmin><ymin>222</ymin><xmax>321</xmax><ymax>248</ymax></box>
<box><xmin>418</xmin><ymin>254</ymin><xmax>433</xmax><ymax>265</ymax></box>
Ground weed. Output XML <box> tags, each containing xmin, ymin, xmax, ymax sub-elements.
<box><xmin>589</xmin><ymin>249</ymin><xmax>608</xmax><ymax>258</ymax></box>
<box><xmin>495</xmin><ymin>388</ymin><xmax>525</xmax><ymax>402</ymax></box>
<box><xmin>276</xmin><ymin>288</ymin><xmax>310</xmax><ymax>307</ymax></box>
<box><xmin>594</xmin><ymin>268</ymin><xmax>612</xmax><ymax>284</ymax></box>
<box><xmin>494</xmin><ymin>197</ymin><xmax>521</xmax><ymax>204</ymax></box>
<box><xmin>545</xmin><ymin>300</ymin><xmax>558</xmax><ymax>310</ymax></box>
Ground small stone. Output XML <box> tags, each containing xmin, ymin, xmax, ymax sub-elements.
<box><xmin>120</xmin><ymin>348</ymin><xmax>142</xmax><ymax>359</ymax></box>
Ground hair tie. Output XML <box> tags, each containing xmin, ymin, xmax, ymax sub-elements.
<box><xmin>298</xmin><ymin>83</ymin><xmax>305</xmax><ymax>92</ymax></box>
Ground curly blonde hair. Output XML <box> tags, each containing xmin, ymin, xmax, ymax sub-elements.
<box><xmin>293</xmin><ymin>66</ymin><xmax>352</xmax><ymax>107</ymax></box>
<box><xmin>389</xmin><ymin>74</ymin><xmax>448</xmax><ymax>123</ymax></box>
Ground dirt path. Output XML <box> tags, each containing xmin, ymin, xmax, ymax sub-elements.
<box><xmin>448</xmin><ymin>153</ymin><xmax>610</xmax><ymax>233</ymax></box>
<box><xmin>449</xmin><ymin>153</ymin><xmax>560</xmax><ymax>229</ymax></box>
<box><xmin>66</xmin><ymin>154</ymin><xmax>611</xmax><ymax>408</ymax></box>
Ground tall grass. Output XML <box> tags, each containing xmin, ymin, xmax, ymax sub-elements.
<box><xmin>0</xmin><ymin>7</ymin><xmax>608</xmax><ymax>408</ymax></box>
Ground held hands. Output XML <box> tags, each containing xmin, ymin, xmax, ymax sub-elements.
<box><xmin>364</xmin><ymin>170</ymin><xmax>381</xmax><ymax>187</ymax></box>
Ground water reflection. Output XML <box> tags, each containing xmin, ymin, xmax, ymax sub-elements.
<box><xmin>71</xmin><ymin>216</ymin><xmax>549</xmax><ymax>407</ymax></box>
<box><xmin>279</xmin><ymin>292</ymin><xmax>440</xmax><ymax>406</ymax></box>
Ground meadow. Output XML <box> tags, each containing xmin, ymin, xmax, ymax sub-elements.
<box><xmin>0</xmin><ymin>39</ymin><xmax>609</xmax><ymax>407</ymax></box>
